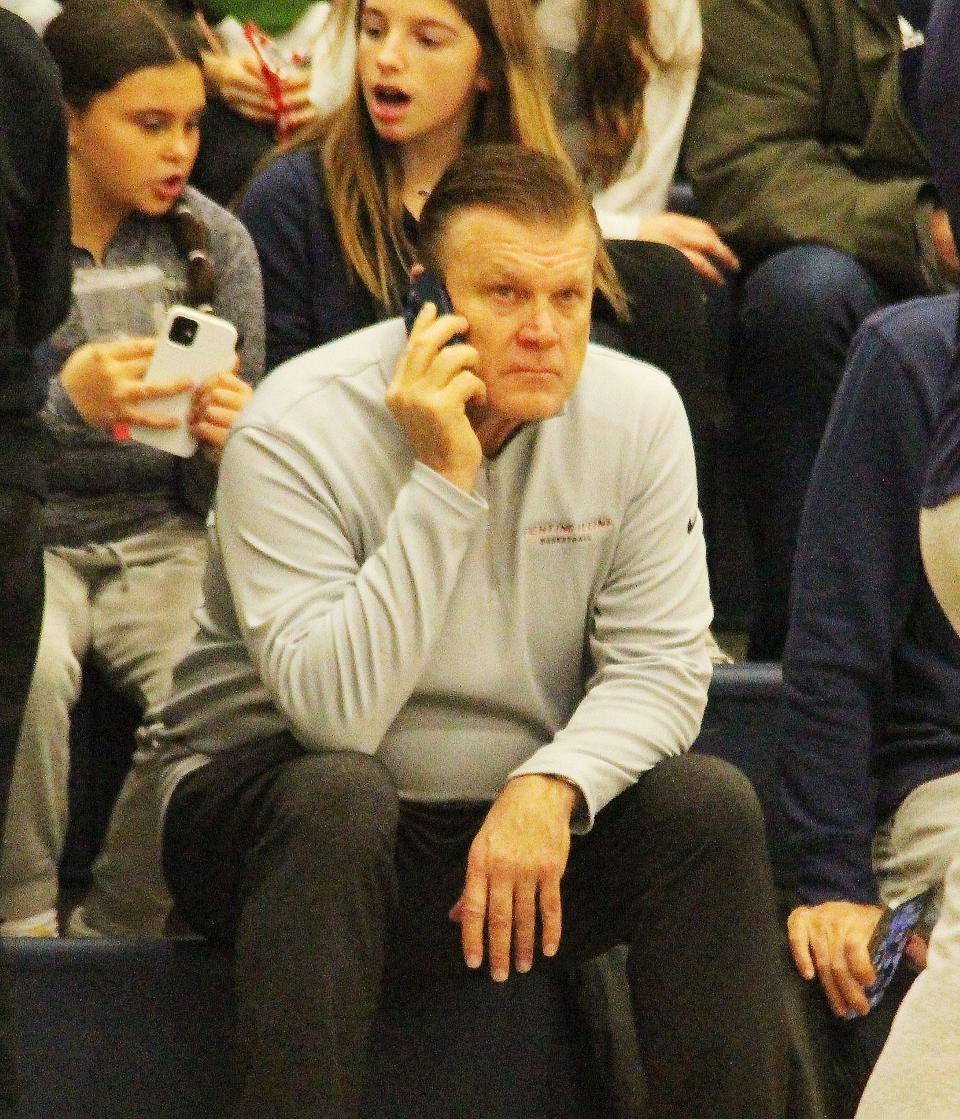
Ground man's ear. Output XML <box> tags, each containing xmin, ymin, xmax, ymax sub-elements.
<box><xmin>409</xmin><ymin>262</ymin><xmax>425</xmax><ymax>281</ymax></box>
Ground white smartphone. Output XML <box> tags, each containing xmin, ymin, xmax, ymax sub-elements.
<box><xmin>128</xmin><ymin>305</ymin><xmax>238</xmax><ymax>458</ymax></box>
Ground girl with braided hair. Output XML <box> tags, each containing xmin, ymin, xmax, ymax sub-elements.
<box><xmin>0</xmin><ymin>0</ymin><xmax>264</xmax><ymax>936</ymax></box>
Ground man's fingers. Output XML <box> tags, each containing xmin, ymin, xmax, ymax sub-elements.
<box><xmin>844</xmin><ymin>931</ymin><xmax>876</xmax><ymax>987</ymax></box>
<box><xmin>539</xmin><ymin>877</ymin><xmax>563</xmax><ymax>959</ymax></box>
<box><xmin>787</xmin><ymin>910</ymin><xmax>816</xmax><ymax>980</ymax></box>
<box><xmin>458</xmin><ymin>860</ymin><xmax>488</xmax><ymax>971</ymax></box>
<box><xmin>512</xmin><ymin>880</ymin><xmax>538</xmax><ymax>974</ymax></box>
<box><xmin>445</xmin><ymin>369</ymin><xmax>486</xmax><ymax>410</ymax></box>
<box><xmin>401</xmin><ymin>315</ymin><xmax>472</xmax><ymax>381</ymax></box>
<box><xmin>486</xmin><ymin>870</ymin><xmax>514</xmax><ymax>983</ymax></box>
<box><xmin>809</xmin><ymin>926</ymin><xmax>869</xmax><ymax>1017</ymax></box>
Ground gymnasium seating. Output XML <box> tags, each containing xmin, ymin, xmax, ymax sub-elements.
<box><xmin>7</xmin><ymin>662</ymin><xmax>905</xmax><ymax>1119</ymax></box>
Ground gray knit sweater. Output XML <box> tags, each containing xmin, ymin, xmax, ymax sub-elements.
<box><xmin>38</xmin><ymin>186</ymin><xmax>264</xmax><ymax>547</ymax></box>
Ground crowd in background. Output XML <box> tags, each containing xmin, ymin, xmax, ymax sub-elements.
<box><xmin>0</xmin><ymin>0</ymin><xmax>959</xmax><ymax>1117</ymax></box>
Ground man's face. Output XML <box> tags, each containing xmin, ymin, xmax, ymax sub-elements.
<box><xmin>440</xmin><ymin>206</ymin><xmax>597</xmax><ymax>451</ymax></box>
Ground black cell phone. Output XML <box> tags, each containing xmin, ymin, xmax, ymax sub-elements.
<box><xmin>402</xmin><ymin>269</ymin><xmax>466</xmax><ymax>343</ymax></box>
<box><xmin>845</xmin><ymin>886</ymin><xmax>936</xmax><ymax>1018</ymax></box>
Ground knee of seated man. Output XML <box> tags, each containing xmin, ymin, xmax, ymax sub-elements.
<box><xmin>741</xmin><ymin>244</ymin><xmax>882</xmax><ymax>339</ymax></box>
<box><xmin>654</xmin><ymin>753</ymin><xmax>767</xmax><ymax>854</ymax></box>
<box><xmin>271</xmin><ymin>750</ymin><xmax>399</xmax><ymax>856</ymax></box>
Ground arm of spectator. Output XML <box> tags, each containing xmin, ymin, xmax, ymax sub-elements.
<box><xmin>16</xmin><ymin>29</ymin><xmax>71</xmax><ymax>346</ymax></box>
<box><xmin>634</xmin><ymin>212</ymin><xmax>740</xmax><ymax>283</ymax></box>
<box><xmin>685</xmin><ymin>0</ymin><xmax>933</xmax><ymax>292</ymax></box>
<box><xmin>781</xmin><ymin>305</ymin><xmax>947</xmax><ymax>908</ymax></box>
<box><xmin>177</xmin><ymin>203</ymin><xmax>264</xmax><ymax>511</ymax></box>
<box><xmin>212</xmin><ymin>325</ymin><xmax>488</xmax><ymax>755</ymax></box>
<box><xmin>509</xmin><ymin>373</ymin><xmax>712</xmax><ymax>831</ymax></box>
<box><xmin>921</xmin><ymin>0</ymin><xmax>960</xmax><ymax>236</ymax></box>
<box><xmin>236</xmin><ymin>152</ymin><xmax>329</xmax><ymax>371</ymax></box>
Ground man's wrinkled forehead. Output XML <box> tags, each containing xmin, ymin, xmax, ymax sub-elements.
<box><xmin>439</xmin><ymin>206</ymin><xmax>599</xmax><ymax>284</ymax></box>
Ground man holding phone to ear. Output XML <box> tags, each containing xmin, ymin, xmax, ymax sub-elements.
<box><xmin>145</xmin><ymin>144</ymin><xmax>788</xmax><ymax>1119</ymax></box>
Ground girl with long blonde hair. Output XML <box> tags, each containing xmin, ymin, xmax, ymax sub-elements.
<box><xmin>238</xmin><ymin>0</ymin><xmax>630</xmax><ymax>370</ymax></box>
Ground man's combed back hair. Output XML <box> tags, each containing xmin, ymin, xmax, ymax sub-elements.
<box><xmin>418</xmin><ymin>144</ymin><xmax>628</xmax><ymax>319</ymax></box>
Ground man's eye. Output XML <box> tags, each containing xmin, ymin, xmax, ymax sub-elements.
<box><xmin>493</xmin><ymin>286</ymin><xmax>517</xmax><ymax>301</ymax></box>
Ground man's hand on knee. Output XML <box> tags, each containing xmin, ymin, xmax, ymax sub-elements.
<box><xmin>449</xmin><ymin>774</ymin><xmax>578</xmax><ymax>982</ymax></box>
<box><xmin>787</xmin><ymin>899</ymin><xmax>885</xmax><ymax>1017</ymax></box>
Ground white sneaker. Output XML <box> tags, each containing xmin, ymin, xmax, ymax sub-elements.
<box><xmin>63</xmin><ymin>905</ymin><xmax>104</xmax><ymax>939</ymax></box>
<box><xmin>1</xmin><ymin>908</ymin><xmax>58</xmax><ymax>937</ymax></box>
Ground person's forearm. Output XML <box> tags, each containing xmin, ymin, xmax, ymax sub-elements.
<box><xmin>218</xmin><ymin>432</ymin><xmax>486</xmax><ymax>754</ymax></box>
<box><xmin>921</xmin><ymin>0</ymin><xmax>960</xmax><ymax>236</ymax></box>
<box><xmin>782</xmin><ymin>316</ymin><xmax>931</xmax><ymax>903</ymax></box>
<box><xmin>510</xmin><ymin>379</ymin><xmax>712</xmax><ymax>827</ymax></box>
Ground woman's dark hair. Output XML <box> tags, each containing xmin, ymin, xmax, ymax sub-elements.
<box><xmin>45</xmin><ymin>0</ymin><xmax>216</xmax><ymax>307</ymax></box>
<box><xmin>44</xmin><ymin>0</ymin><xmax>204</xmax><ymax>112</ymax></box>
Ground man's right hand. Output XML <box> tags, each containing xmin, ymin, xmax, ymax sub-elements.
<box><xmin>385</xmin><ymin>303</ymin><xmax>486</xmax><ymax>492</ymax></box>
<box><xmin>787</xmin><ymin>899</ymin><xmax>885</xmax><ymax>1018</ymax></box>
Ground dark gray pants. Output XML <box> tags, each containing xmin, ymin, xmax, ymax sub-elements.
<box><xmin>164</xmin><ymin>739</ymin><xmax>789</xmax><ymax>1119</ymax></box>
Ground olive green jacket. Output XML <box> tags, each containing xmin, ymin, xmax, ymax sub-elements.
<box><xmin>684</xmin><ymin>0</ymin><xmax>939</xmax><ymax>294</ymax></box>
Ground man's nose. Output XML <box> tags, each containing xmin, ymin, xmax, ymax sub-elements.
<box><xmin>518</xmin><ymin>300</ymin><xmax>561</xmax><ymax>345</ymax></box>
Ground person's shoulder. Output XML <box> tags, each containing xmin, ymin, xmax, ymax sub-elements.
<box><xmin>0</xmin><ymin>9</ymin><xmax>59</xmax><ymax>88</ymax></box>
<box><xmin>239</xmin><ymin>146</ymin><xmax>324</xmax><ymax>213</ymax></box>
<box><xmin>576</xmin><ymin>342</ymin><xmax>683</xmax><ymax>420</ymax></box>
<box><xmin>179</xmin><ymin>185</ymin><xmax>258</xmax><ymax>266</ymax></box>
<box><xmin>851</xmin><ymin>294</ymin><xmax>958</xmax><ymax>385</ymax></box>
<box><xmin>238</xmin><ymin>318</ymin><xmax>406</xmax><ymax>432</ymax></box>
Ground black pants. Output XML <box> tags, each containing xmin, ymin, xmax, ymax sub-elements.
<box><xmin>0</xmin><ymin>416</ymin><xmax>51</xmax><ymax>1116</ymax></box>
<box><xmin>165</xmin><ymin>742</ymin><xmax>789</xmax><ymax>1119</ymax></box>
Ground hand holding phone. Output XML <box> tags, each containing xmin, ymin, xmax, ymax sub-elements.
<box><xmin>129</xmin><ymin>306</ymin><xmax>238</xmax><ymax>458</ymax></box>
<box><xmin>844</xmin><ymin>886</ymin><xmax>936</xmax><ymax>1018</ymax></box>
<box><xmin>388</xmin><ymin>281</ymin><xmax>483</xmax><ymax>491</ymax></box>
<box><xmin>403</xmin><ymin>269</ymin><xmax>467</xmax><ymax>343</ymax></box>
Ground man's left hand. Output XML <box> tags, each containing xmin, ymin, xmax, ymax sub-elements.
<box><xmin>449</xmin><ymin>775</ymin><xmax>578</xmax><ymax>982</ymax></box>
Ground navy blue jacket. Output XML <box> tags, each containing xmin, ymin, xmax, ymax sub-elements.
<box><xmin>237</xmin><ymin>147</ymin><xmax>402</xmax><ymax>371</ymax></box>
<box><xmin>782</xmin><ymin>293</ymin><xmax>960</xmax><ymax>904</ymax></box>
<box><xmin>919</xmin><ymin>0</ymin><xmax>960</xmax><ymax>510</ymax></box>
